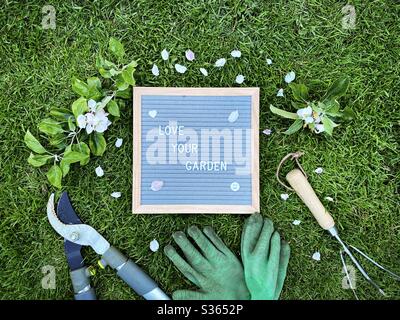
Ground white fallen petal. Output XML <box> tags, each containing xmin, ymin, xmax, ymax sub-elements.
<box><xmin>280</xmin><ymin>193</ymin><xmax>289</xmax><ymax>201</ymax></box>
<box><xmin>266</xmin><ymin>58</ymin><xmax>273</xmax><ymax>65</ymax></box>
<box><xmin>151</xmin><ymin>64</ymin><xmax>159</xmax><ymax>76</ymax></box>
<box><xmin>284</xmin><ymin>71</ymin><xmax>296</xmax><ymax>84</ymax></box>
<box><xmin>312</xmin><ymin>251</ymin><xmax>321</xmax><ymax>261</ymax></box>
<box><xmin>235</xmin><ymin>74</ymin><xmax>245</xmax><ymax>84</ymax></box>
<box><xmin>161</xmin><ymin>49</ymin><xmax>169</xmax><ymax>61</ymax></box>
<box><xmin>115</xmin><ymin>138</ymin><xmax>123</xmax><ymax>148</ymax></box>
<box><xmin>230</xmin><ymin>182</ymin><xmax>240</xmax><ymax>192</ymax></box>
<box><xmin>151</xmin><ymin>180</ymin><xmax>164</xmax><ymax>191</ymax></box>
<box><xmin>148</xmin><ymin>110</ymin><xmax>157</xmax><ymax>118</ymax></box>
<box><xmin>214</xmin><ymin>58</ymin><xmax>226</xmax><ymax>67</ymax></box>
<box><xmin>315</xmin><ymin>167</ymin><xmax>324</xmax><ymax>174</ymax></box>
<box><xmin>95</xmin><ymin>166</ymin><xmax>104</xmax><ymax>177</ymax></box>
<box><xmin>200</xmin><ymin>68</ymin><xmax>208</xmax><ymax>76</ymax></box>
<box><xmin>228</xmin><ymin>110</ymin><xmax>239</xmax><ymax>123</ymax></box>
<box><xmin>111</xmin><ymin>192</ymin><xmax>121</xmax><ymax>198</ymax></box>
<box><xmin>277</xmin><ymin>88</ymin><xmax>284</xmax><ymax>97</ymax></box>
<box><xmin>292</xmin><ymin>219</ymin><xmax>301</xmax><ymax>226</ymax></box>
<box><xmin>150</xmin><ymin>239</ymin><xmax>160</xmax><ymax>252</ymax></box>
<box><xmin>325</xmin><ymin>196</ymin><xmax>334</xmax><ymax>202</ymax></box>
<box><xmin>175</xmin><ymin>64</ymin><xmax>187</xmax><ymax>74</ymax></box>
<box><xmin>231</xmin><ymin>50</ymin><xmax>241</xmax><ymax>58</ymax></box>
<box><xmin>263</xmin><ymin>128</ymin><xmax>272</xmax><ymax>135</ymax></box>
<box><xmin>185</xmin><ymin>49</ymin><xmax>195</xmax><ymax>61</ymax></box>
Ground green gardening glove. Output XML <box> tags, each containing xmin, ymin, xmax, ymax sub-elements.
<box><xmin>164</xmin><ymin>225</ymin><xmax>250</xmax><ymax>300</ymax></box>
<box><xmin>241</xmin><ymin>213</ymin><xmax>291</xmax><ymax>300</ymax></box>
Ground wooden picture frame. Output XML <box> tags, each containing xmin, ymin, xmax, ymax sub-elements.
<box><xmin>133</xmin><ymin>87</ymin><xmax>259</xmax><ymax>214</ymax></box>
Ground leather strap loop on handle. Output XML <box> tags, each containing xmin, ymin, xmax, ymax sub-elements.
<box><xmin>286</xmin><ymin>168</ymin><xmax>335</xmax><ymax>230</ymax></box>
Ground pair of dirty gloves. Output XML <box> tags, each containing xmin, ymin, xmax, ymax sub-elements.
<box><xmin>164</xmin><ymin>213</ymin><xmax>290</xmax><ymax>300</ymax></box>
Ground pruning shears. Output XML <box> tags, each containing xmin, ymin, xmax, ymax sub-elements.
<box><xmin>47</xmin><ymin>192</ymin><xmax>170</xmax><ymax>300</ymax></box>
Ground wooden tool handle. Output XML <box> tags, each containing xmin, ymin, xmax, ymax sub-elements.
<box><xmin>286</xmin><ymin>169</ymin><xmax>335</xmax><ymax>230</ymax></box>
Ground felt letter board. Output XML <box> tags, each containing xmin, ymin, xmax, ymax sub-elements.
<box><xmin>133</xmin><ymin>87</ymin><xmax>259</xmax><ymax>214</ymax></box>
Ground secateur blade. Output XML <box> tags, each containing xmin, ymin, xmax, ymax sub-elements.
<box><xmin>57</xmin><ymin>192</ymin><xmax>85</xmax><ymax>271</ymax></box>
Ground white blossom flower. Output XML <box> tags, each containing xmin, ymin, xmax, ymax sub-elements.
<box><xmin>312</xmin><ymin>251</ymin><xmax>321</xmax><ymax>261</ymax></box>
<box><xmin>161</xmin><ymin>49</ymin><xmax>169</xmax><ymax>61</ymax></box>
<box><xmin>214</xmin><ymin>58</ymin><xmax>226</xmax><ymax>67</ymax></box>
<box><xmin>152</xmin><ymin>64</ymin><xmax>159</xmax><ymax>76</ymax></box>
<box><xmin>315</xmin><ymin>123</ymin><xmax>325</xmax><ymax>134</ymax></box>
<box><xmin>88</xmin><ymin>99</ymin><xmax>97</xmax><ymax>112</ymax></box>
<box><xmin>292</xmin><ymin>220</ymin><xmax>301</xmax><ymax>226</ymax></box>
<box><xmin>266</xmin><ymin>58</ymin><xmax>273</xmax><ymax>65</ymax></box>
<box><xmin>200</xmin><ymin>68</ymin><xmax>208</xmax><ymax>76</ymax></box>
<box><xmin>280</xmin><ymin>193</ymin><xmax>289</xmax><ymax>201</ymax></box>
<box><xmin>111</xmin><ymin>192</ymin><xmax>121</xmax><ymax>198</ymax></box>
<box><xmin>284</xmin><ymin>71</ymin><xmax>296</xmax><ymax>83</ymax></box>
<box><xmin>150</xmin><ymin>239</ymin><xmax>160</xmax><ymax>252</ymax></box>
<box><xmin>95</xmin><ymin>166</ymin><xmax>104</xmax><ymax>177</ymax></box>
<box><xmin>77</xmin><ymin>109</ymin><xmax>111</xmax><ymax>134</ymax></box>
<box><xmin>185</xmin><ymin>49</ymin><xmax>195</xmax><ymax>61</ymax></box>
<box><xmin>115</xmin><ymin>138</ymin><xmax>123</xmax><ymax>148</ymax></box>
<box><xmin>230</xmin><ymin>50</ymin><xmax>241</xmax><ymax>58</ymax></box>
<box><xmin>304</xmin><ymin>116</ymin><xmax>314</xmax><ymax>124</ymax></box>
<box><xmin>263</xmin><ymin>128</ymin><xmax>272</xmax><ymax>135</ymax></box>
<box><xmin>277</xmin><ymin>88</ymin><xmax>284</xmax><ymax>97</ymax></box>
<box><xmin>297</xmin><ymin>106</ymin><xmax>313</xmax><ymax>120</ymax></box>
<box><xmin>175</xmin><ymin>64</ymin><xmax>187</xmax><ymax>74</ymax></box>
<box><xmin>235</xmin><ymin>74</ymin><xmax>245</xmax><ymax>84</ymax></box>
<box><xmin>315</xmin><ymin>167</ymin><xmax>324</xmax><ymax>174</ymax></box>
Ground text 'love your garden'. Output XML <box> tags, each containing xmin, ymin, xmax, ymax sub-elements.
<box><xmin>145</xmin><ymin>121</ymin><xmax>251</xmax><ymax>176</ymax></box>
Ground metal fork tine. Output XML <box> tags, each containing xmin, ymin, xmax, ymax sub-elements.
<box><xmin>334</xmin><ymin>235</ymin><xmax>386</xmax><ymax>296</ymax></box>
<box><xmin>340</xmin><ymin>250</ymin><xmax>359</xmax><ymax>300</ymax></box>
<box><xmin>349</xmin><ymin>245</ymin><xmax>400</xmax><ymax>281</ymax></box>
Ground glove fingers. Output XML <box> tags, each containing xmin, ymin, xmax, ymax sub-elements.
<box><xmin>266</xmin><ymin>231</ymin><xmax>282</xmax><ymax>292</ymax></box>
<box><xmin>241</xmin><ymin>213</ymin><xmax>263</xmax><ymax>258</ymax></box>
<box><xmin>172</xmin><ymin>231</ymin><xmax>208</xmax><ymax>268</ymax></box>
<box><xmin>172</xmin><ymin>289</ymin><xmax>206</xmax><ymax>300</ymax></box>
<box><xmin>274</xmin><ymin>241</ymin><xmax>291</xmax><ymax>300</ymax></box>
<box><xmin>164</xmin><ymin>244</ymin><xmax>203</xmax><ymax>287</ymax></box>
<box><xmin>188</xmin><ymin>225</ymin><xmax>220</xmax><ymax>260</ymax></box>
<box><xmin>203</xmin><ymin>226</ymin><xmax>231</xmax><ymax>256</ymax></box>
<box><xmin>253</xmin><ymin>218</ymin><xmax>274</xmax><ymax>258</ymax></box>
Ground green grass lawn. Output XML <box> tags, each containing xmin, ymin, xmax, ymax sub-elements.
<box><xmin>0</xmin><ymin>0</ymin><xmax>399</xmax><ymax>300</ymax></box>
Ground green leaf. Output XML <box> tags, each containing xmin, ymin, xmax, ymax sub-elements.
<box><xmin>108</xmin><ymin>37</ymin><xmax>125</xmax><ymax>61</ymax></box>
<box><xmin>290</xmin><ymin>83</ymin><xmax>309</xmax><ymax>102</ymax></box>
<box><xmin>87</xmin><ymin>77</ymin><xmax>102</xmax><ymax>90</ymax></box>
<box><xmin>72</xmin><ymin>142</ymin><xmax>90</xmax><ymax>165</ymax></box>
<box><xmin>96</xmin><ymin>55</ymin><xmax>106</xmax><ymax>69</ymax></box>
<box><xmin>116</xmin><ymin>74</ymin><xmax>129</xmax><ymax>91</ymax></box>
<box><xmin>321</xmin><ymin>116</ymin><xmax>339</xmax><ymax>136</ymax></box>
<box><xmin>116</xmin><ymin>87</ymin><xmax>132</xmax><ymax>99</ymax></box>
<box><xmin>121</xmin><ymin>62</ymin><xmax>136</xmax><ymax>86</ymax></box>
<box><xmin>27</xmin><ymin>153</ymin><xmax>52</xmax><ymax>167</ymax></box>
<box><xmin>50</xmin><ymin>107</ymin><xmax>73</xmax><ymax>121</ymax></box>
<box><xmin>107</xmin><ymin>100</ymin><xmax>120</xmax><ymax>117</ymax></box>
<box><xmin>68</xmin><ymin>117</ymin><xmax>76</xmax><ymax>131</ymax></box>
<box><xmin>324</xmin><ymin>77</ymin><xmax>349</xmax><ymax>100</ymax></box>
<box><xmin>60</xmin><ymin>159</ymin><xmax>70</xmax><ymax>177</ymax></box>
<box><xmin>49</xmin><ymin>134</ymin><xmax>67</xmax><ymax>150</ymax></box>
<box><xmin>284</xmin><ymin>119</ymin><xmax>303</xmax><ymax>135</ymax></box>
<box><xmin>323</xmin><ymin>100</ymin><xmax>341</xmax><ymax>116</ymax></box>
<box><xmin>342</xmin><ymin>106</ymin><xmax>356</xmax><ymax>120</ymax></box>
<box><xmin>72</xmin><ymin>77</ymin><xmax>90</xmax><ymax>97</ymax></box>
<box><xmin>62</xmin><ymin>148</ymin><xmax>88</xmax><ymax>164</ymax></box>
<box><xmin>47</xmin><ymin>165</ymin><xmax>62</xmax><ymax>189</ymax></box>
<box><xmin>269</xmin><ymin>105</ymin><xmax>299</xmax><ymax>119</ymax></box>
<box><xmin>38</xmin><ymin>118</ymin><xmax>64</xmax><ymax>136</ymax></box>
<box><xmin>24</xmin><ymin>130</ymin><xmax>47</xmax><ymax>154</ymax></box>
<box><xmin>71</xmin><ymin>97</ymin><xmax>88</xmax><ymax>119</ymax></box>
<box><xmin>99</xmin><ymin>68</ymin><xmax>112</xmax><ymax>79</ymax></box>
<box><xmin>89</xmin><ymin>132</ymin><xmax>106</xmax><ymax>156</ymax></box>
<box><xmin>291</xmin><ymin>101</ymin><xmax>305</xmax><ymax>110</ymax></box>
